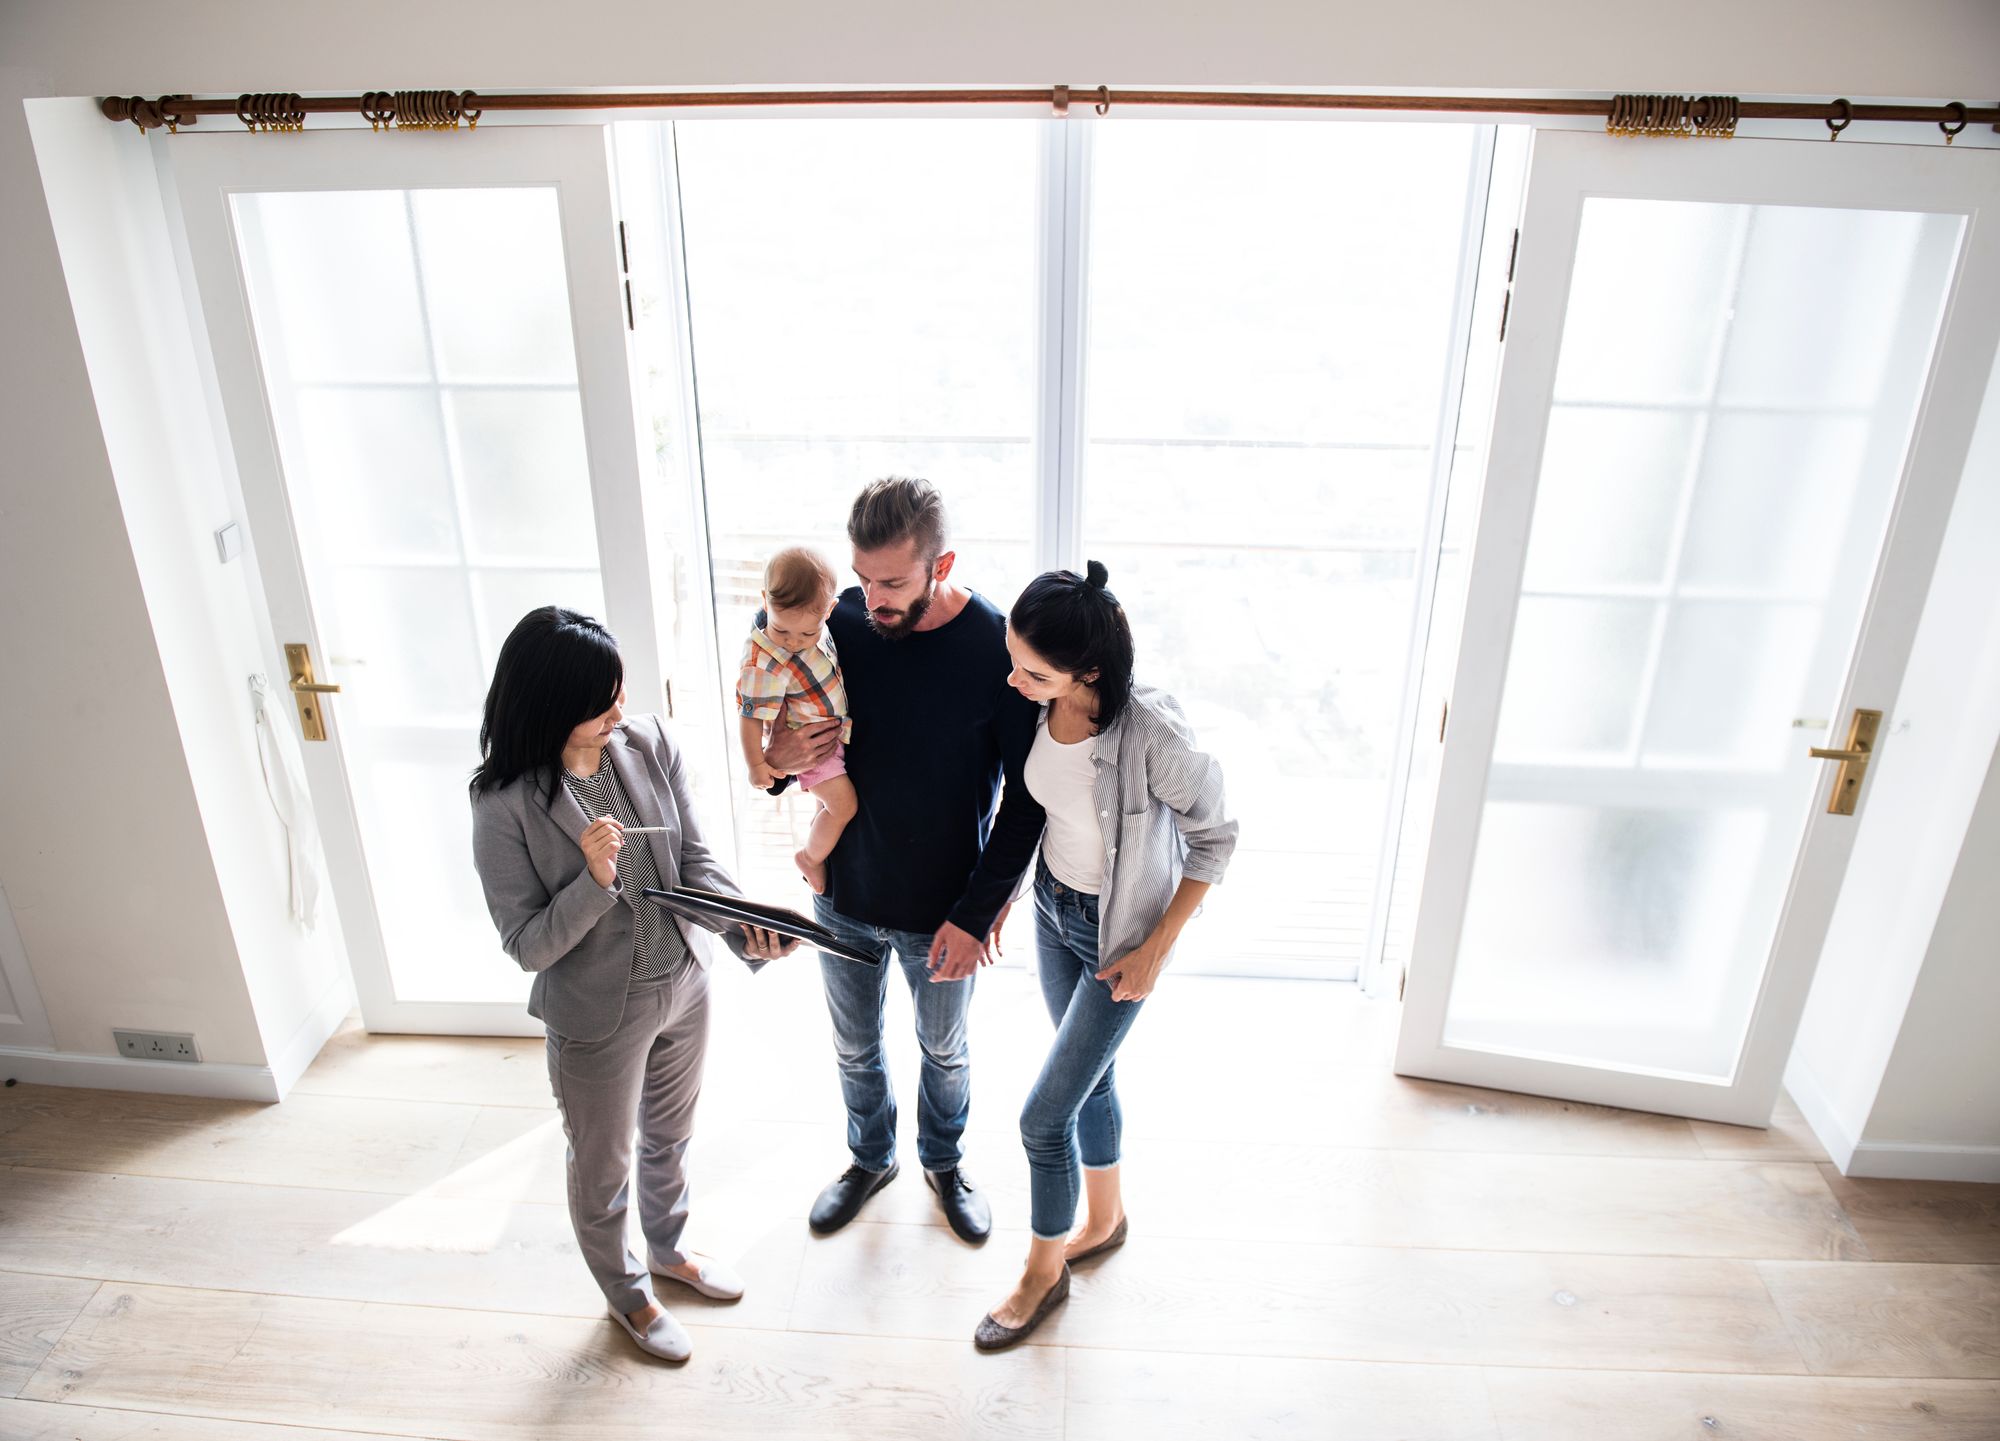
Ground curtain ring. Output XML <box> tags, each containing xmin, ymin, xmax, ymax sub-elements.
<box><xmin>1940</xmin><ymin>102</ymin><xmax>1967</xmax><ymax>145</ymax></box>
<box><xmin>1094</xmin><ymin>85</ymin><xmax>1111</xmax><ymax>117</ymax></box>
<box><xmin>461</xmin><ymin>89</ymin><xmax>483</xmax><ymax>129</ymax></box>
<box><xmin>1826</xmin><ymin>98</ymin><xmax>1851</xmax><ymax>141</ymax></box>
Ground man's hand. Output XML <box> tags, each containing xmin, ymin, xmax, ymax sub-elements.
<box><xmin>986</xmin><ymin>900</ymin><xmax>1013</xmax><ymax>959</ymax></box>
<box><xmin>926</xmin><ymin>919</ymin><xmax>988</xmax><ymax>983</ymax></box>
<box><xmin>763</xmin><ymin>718</ymin><xmax>841</xmax><ymax>777</ymax></box>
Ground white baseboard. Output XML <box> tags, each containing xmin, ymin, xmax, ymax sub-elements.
<box><xmin>0</xmin><ymin>1045</ymin><xmax>278</xmax><ymax>1102</ymax></box>
<box><xmin>269</xmin><ymin>973</ymin><xmax>356</xmax><ymax>1099</ymax></box>
<box><xmin>1784</xmin><ymin>1055</ymin><xmax>2000</xmax><ymax>1181</ymax></box>
<box><xmin>1845</xmin><ymin>1140</ymin><xmax>2000</xmax><ymax>1183</ymax></box>
<box><xmin>1780</xmin><ymin>1055</ymin><xmax>1860</xmax><ymax>1172</ymax></box>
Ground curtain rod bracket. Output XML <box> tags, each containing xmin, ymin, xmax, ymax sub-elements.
<box><xmin>1052</xmin><ymin>84</ymin><xmax>1070</xmax><ymax>118</ymax></box>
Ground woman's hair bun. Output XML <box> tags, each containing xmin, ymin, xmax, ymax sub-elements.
<box><xmin>1083</xmin><ymin>559</ymin><xmax>1110</xmax><ymax>590</ymax></box>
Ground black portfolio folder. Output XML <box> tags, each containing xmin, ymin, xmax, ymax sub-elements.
<box><xmin>642</xmin><ymin>885</ymin><xmax>882</xmax><ymax>966</ymax></box>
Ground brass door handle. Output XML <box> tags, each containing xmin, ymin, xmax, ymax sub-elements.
<box><xmin>284</xmin><ymin>642</ymin><xmax>338</xmax><ymax>741</ymax></box>
<box><xmin>1809</xmin><ymin>709</ymin><xmax>1881</xmax><ymax>816</ymax></box>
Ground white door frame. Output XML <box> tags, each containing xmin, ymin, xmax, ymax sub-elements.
<box><xmin>1397</xmin><ymin>132</ymin><xmax>2000</xmax><ymax>1124</ymax></box>
<box><xmin>169</xmin><ymin>125</ymin><xmax>652</xmax><ymax>1036</ymax></box>
<box><xmin>0</xmin><ymin>877</ymin><xmax>56</xmax><ymax>1052</ymax></box>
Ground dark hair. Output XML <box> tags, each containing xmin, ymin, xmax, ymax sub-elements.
<box><xmin>848</xmin><ymin>475</ymin><xmax>948</xmax><ymax>562</ymax></box>
<box><xmin>472</xmin><ymin>607</ymin><xmax>624</xmax><ymax>800</ymax></box>
<box><xmin>1008</xmin><ymin>560</ymin><xmax>1135</xmax><ymax>734</ymax></box>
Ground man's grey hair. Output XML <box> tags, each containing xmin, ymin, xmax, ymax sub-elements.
<box><xmin>847</xmin><ymin>476</ymin><xmax>949</xmax><ymax>562</ymax></box>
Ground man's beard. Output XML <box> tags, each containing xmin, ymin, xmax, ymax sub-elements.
<box><xmin>865</xmin><ymin>581</ymin><xmax>934</xmax><ymax>640</ymax></box>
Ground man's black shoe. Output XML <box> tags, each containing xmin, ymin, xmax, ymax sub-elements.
<box><xmin>809</xmin><ymin>1162</ymin><xmax>899</xmax><ymax>1234</ymax></box>
<box><xmin>924</xmin><ymin>1167</ymin><xmax>992</xmax><ymax>1244</ymax></box>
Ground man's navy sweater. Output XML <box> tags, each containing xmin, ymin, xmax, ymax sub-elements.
<box><xmin>792</xmin><ymin>586</ymin><xmax>1043</xmax><ymax>939</ymax></box>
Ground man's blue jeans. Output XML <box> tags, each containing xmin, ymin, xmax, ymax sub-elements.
<box><xmin>1022</xmin><ymin>860</ymin><xmax>1145</xmax><ymax>1239</ymax></box>
<box><xmin>813</xmin><ymin>895</ymin><xmax>973</xmax><ymax>1174</ymax></box>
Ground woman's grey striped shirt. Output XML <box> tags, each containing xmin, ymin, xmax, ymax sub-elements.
<box><xmin>562</xmin><ymin>749</ymin><xmax>688</xmax><ymax>982</ymax></box>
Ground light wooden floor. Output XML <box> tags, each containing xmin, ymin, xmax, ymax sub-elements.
<box><xmin>2</xmin><ymin>962</ymin><xmax>1996</xmax><ymax>1440</ymax></box>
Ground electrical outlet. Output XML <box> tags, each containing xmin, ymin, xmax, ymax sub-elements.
<box><xmin>113</xmin><ymin>1029</ymin><xmax>201</xmax><ymax>1064</ymax></box>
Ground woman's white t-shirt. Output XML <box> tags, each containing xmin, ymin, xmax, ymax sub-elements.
<box><xmin>1024</xmin><ymin>711</ymin><xmax>1104</xmax><ymax>893</ymax></box>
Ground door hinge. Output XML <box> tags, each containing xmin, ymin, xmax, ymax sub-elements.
<box><xmin>664</xmin><ymin>677</ymin><xmax>675</xmax><ymax>719</ymax></box>
<box><xmin>1439</xmin><ymin>698</ymin><xmax>1449</xmax><ymax>742</ymax></box>
<box><xmin>618</xmin><ymin>219</ymin><xmax>629</xmax><ymax>274</ymax></box>
<box><xmin>1495</xmin><ymin>227</ymin><xmax>1520</xmax><ymax>341</ymax></box>
<box><xmin>618</xmin><ymin>220</ymin><xmax>634</xmax><ymax>330</ymax></box>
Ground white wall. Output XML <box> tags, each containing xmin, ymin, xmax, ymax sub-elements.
<box><xmin>3</xmin><ymin>0</ymin><xmax>1997</xmax><ymax>100</ymax></box>
<box><xmin>0</xmin><ymin>64</ymin><xmax>272</xmax><ymax>1083</ymax></box>
<box><xmin>2</xmin><ymin>1</ymin><xmax>1998</xmax><ymax>1115</ymax></box>
<box><xmin>1785</xmin><ymin>334</ymin><xmax>2000</xmax><ymax>1182</ymax></box>
<box><xmin>23</xmin><ymin>93</ymin><xmax>353</xmax><ymax>1095</ymax></box>
<box><xmin>1865</xmin><ymin>741</ymin><xmax>2000</xmax><ymax>1162</ymax></box>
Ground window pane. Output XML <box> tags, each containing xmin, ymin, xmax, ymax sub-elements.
<box><xmin>673</xmin><ymin>120</ymin><xmax>1041</xmax><ymax>898</ymax></box>
<box><xmin>410</xmin><ymin>189</ymin><xmax>578</xmax><ymax>384</ymax></box>
<box><xmin>1082</xmin><ymin>121</ymin><xmax>1485</xmax><ymax>974</ymax></box>
<box><xmin>451</xmin><ymin>389</ymin><xmax>597</xmax><ymax>566</ymax></box>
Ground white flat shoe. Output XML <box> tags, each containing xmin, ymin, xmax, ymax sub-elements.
<box><xmin>653</xmin><ymin>1255</ymin><xmax>745</xmax><ymax>1302</ymax></box>
<box><xmin>610</xmin><ymin>1305</ymin><xmax>692</xmax><ymax>1362</ymax></box>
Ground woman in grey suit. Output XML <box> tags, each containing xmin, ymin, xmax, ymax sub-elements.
<box><xmin>471</xmin><ymin>606</ymin><xmax>797</xmax><ymax>1362</ymax></box>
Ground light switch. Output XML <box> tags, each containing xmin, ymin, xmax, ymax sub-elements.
<box><xmin>214</xmin><ymin>521</ymin><xmax>242</xmax><ymax>564</ymax></box>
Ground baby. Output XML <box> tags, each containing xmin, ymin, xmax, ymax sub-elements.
<box><xmin>736</xmin><ymin>546</ymin><xmax>858</xmax><ymax>894</ymax></box>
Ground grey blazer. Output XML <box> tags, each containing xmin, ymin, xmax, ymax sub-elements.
<box><xmin>470</xmin><ymin>713</ymin><xmax>761</xmax><ymax>1042</ymax></box>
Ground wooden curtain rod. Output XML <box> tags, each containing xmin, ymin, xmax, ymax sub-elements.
<box><xmin>101</xmin><ymin>87</ymin><xmax>2000</xmax><ymax>136</ymax></box>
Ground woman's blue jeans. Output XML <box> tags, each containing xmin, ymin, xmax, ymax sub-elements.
<box><xmin>1023</xmin><ymin>860</ymin><xmax>1145</xmax><ymax>1240</ymax></box>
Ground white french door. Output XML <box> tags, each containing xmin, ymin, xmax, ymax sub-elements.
<box><xmin>1397</xmin><ymin>132</ymin><xmax>2000</xmax><ymax>1124</ymax></box>
<box><xmin>173</xmin><ymin>126</ymin><xmax>662</xmax><ymax>1035</ymax></box>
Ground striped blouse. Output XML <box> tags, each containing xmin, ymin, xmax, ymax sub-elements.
<box><xmin>562</xmin><ymin>749</ymin><xmax>688</xmax><ymax>983</ymax></box>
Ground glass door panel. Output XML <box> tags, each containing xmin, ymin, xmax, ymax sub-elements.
<box><xmin>1080</xmin><ymin>121</ymin><xmax>1490</xmax><ymax>976</ymax></box>
<box><xmin>1443</xmin><ymin>198</ymin><xmax>1958</xmax><ymax>1081</ymax></box>
<box><xmin>236</xmin><ymin>186</ymin><xmax>606</xmax><ymax>1007</ymax></box>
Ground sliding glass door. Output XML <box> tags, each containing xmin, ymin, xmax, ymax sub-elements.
<box><xmin>1077</xmin><ymin>121</ymin><xmax>1493</xmax><ymax>977</ymax></box>
<box><xmin>622</xmin><ymin>117</ymin><xmax>1501</xmax><ymax>976</ymax></box>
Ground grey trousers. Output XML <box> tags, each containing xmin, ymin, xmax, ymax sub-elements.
<box><xmin>544</xmin><ymin>963</ymin><xmax>710</xmax><ymax>1314</ymax></box>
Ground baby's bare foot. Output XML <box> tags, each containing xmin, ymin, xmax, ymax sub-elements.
<box><xmin>795</xmin><ymin>848</ymin><xmax>828</xmax><ymax>894</ymax></box>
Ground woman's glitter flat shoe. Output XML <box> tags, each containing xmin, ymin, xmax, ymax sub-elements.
<box><xmin>1066</xmin><ymin>1215</ymin><xmax>1128</xmax><ymax>1265</ymax></box>
<box><xmin>973</xmin><ymin>1265</ymin><xmax>1071</xmax><ymax>1352</ymax></box>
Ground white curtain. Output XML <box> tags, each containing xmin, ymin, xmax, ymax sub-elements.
<box><xmin>249</xmin><ymin>673</ymin><xmax>325</xmax><ymax>929</ymax></box>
